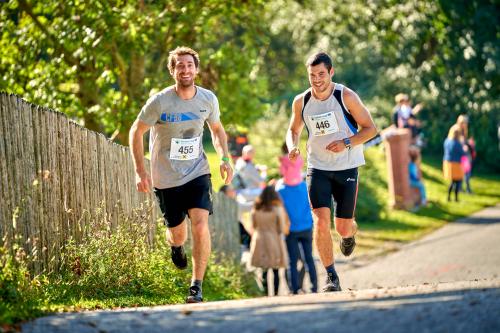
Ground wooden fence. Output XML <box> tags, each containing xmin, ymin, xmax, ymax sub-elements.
<box><xmin>0</xmin><ymin>93</ymin><xmax>239</xmax><ymax>272</ymax></box>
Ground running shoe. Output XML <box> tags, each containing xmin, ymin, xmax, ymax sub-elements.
<box><xmin>186</xmin><ymin>285</ymin><xmax>203</xmax><ymax>303</ymax></box>
<box><xmin>171</xmin><ymin>246</ymin><xmax>188</xmax><ymax>270</ymax></box>
<box><xmin>322</xmin><ymin>272</ymin><xmax>341</xmax><ymax>292</ymax></box>
<box><xmin>340</xmin><ymin>236</ymin><xmax>356</xmax><ymax>256</ymax></box>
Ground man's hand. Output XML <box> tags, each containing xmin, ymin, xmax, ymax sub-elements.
<box><xmin>220</xmin><ymin>160</ymin><xmax>234</xmax><ymax>185</ymax></box>
<box><xmin>135</xmin><ymin>171</ymin><xmax>152</xmax><ymax>193</ymax></box>
<box><xmin>326</xmin><ymin>140</ymin><xmax>346</xmax><ymax>153</ymax></box>
<box><xmin>288</xmin><ymin>147</ymin><xmax>300</xmax><ymax>162</ymax></box>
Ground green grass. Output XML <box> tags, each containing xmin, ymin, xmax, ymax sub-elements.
<box><xmin>206</xmin><ymin>142</ymin><xmax>500</xmax><ymax>255</ymax></box>
<box><xmin>0</xmin><ymin>203</ymin><xmax>260</xmax><ymax>326</ymax></box>
<box><xmin>339</xmin><ymin>146</ymin><xmax>499</xmax><ymax>254</ymax></box>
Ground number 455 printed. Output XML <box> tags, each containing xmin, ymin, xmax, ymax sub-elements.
<box><xmin>170</xmin><ymin>136</ymin><xmax>201</xmax><ymax>160</ymax></box>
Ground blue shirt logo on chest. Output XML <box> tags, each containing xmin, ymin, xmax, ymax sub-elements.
<box><xmin>160</xmin><ymin>112</ymin><xmax>200</xmax><ymax>123</ymax></box>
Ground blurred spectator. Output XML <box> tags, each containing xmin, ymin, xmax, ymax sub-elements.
<box><xmin>455</xmin><ymin>115</ymin><xmax>474</xmax><ymax>193</ymax></box>
<box><xmin>468</xmin><ymin>137</ymin><xmax>477</xmax><ymax>161</ymax></box>
<box><xmin>279</xmin><ymin>143</ymin><xmax>304</xmax><ymax>186</ymax></box>
<box><xmin>235</xmin><ymin>145</ymin><xmax>267</xmax><ymax>188</ymax></box>
<box><xmin>408</xmin><ymin>149</ymin><xmax>427</xmax><ymax>206</ymax></box>
<box><xmin>443</xmin><ymin>125</ymin><xmax>465</xmax><ymax>202</ymax></box>
<box><xmin>406</xmin><ymin>115</ymin><xmax>420</xmax><ymax>145</ymax></box>
<box><xmin>276</xmin><ymin>179</ymin><xmax>317</xmax><ymax>294</ymax></box>
<box><xmin>456</xmin><ymin>114</ymin><xmax>469</xmax><ymax>139</ymax></box>
<box><xmin>249</xmin><ymin>186</ymin><xmax>288</xmax><ymax>296</ymax></box>
<box><xmin>234</xmin><ymin>145</ymin><xmax>267</xmax><ymax>202</ymax></box>
<box><xmin>456</xmin><ymin>114</ymin><xmax>475</xmax><ymax>193</ymax></box>
<box><xmin>228</xmin><ymin>132</ymin><xmax>248</xmax><ymax>161</ymax></box>
<box><xmin>406</xmin><ymin>102</ymin><xmax>425</xmax><ymax>147</ymax></box>
<box><xmin>460</xmin><ymin>144</ymin><xmax>472</xmax><ymax>194</ymax></box>
<box><xmin>392</xmin><ymin>93</ymin><xmax>412</xmax><ymax>128</ymax></box>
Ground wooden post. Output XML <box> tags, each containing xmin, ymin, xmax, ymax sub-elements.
<box><xmin>382</xmin><ymin>127</ymin><xmax>413</xmax><ymax>210</ymax></box>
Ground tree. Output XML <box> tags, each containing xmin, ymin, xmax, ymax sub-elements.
<box><xmin>262</xmin><ymin>0</ymin><xmax>499</xmax><ymax>169</ymax></box>
<box><xmin>0</xmin><ymin>0</ymin><xmax>271</xmax><ymax>143</ymax></box>
<box><xmin>2</xmin><ymin>0</ymin><xmax>498</xmax><ymax>169</ymax></box>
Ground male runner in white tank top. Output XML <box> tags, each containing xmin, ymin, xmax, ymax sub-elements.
<box><xmin>286</xmin><ymin>52</ymin><xmax>377</xmax><ymax>292</ymax></box>
<box><xmin>129</xmin><ymin>47</ymin><xmax>233</xmax><ymax>303</ymax></box>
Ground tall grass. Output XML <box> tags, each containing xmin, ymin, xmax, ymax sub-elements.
<box><xmin>0</xmin><ymin>202</ymin><xmax>259</xmax><ymax>325</ymax></box>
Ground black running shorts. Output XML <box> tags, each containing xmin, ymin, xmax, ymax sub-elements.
<box><xmin>154</xmin><ymin>174</ymin><xmax>213</xmax><ymax>228</ymax></box>
<box><xmin>306</xmin><ymin>168</ymin><xmax>358</xmax><ymax>219</ymax></box>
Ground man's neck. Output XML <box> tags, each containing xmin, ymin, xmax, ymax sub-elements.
<box><xmin>175</xmin><ymin>84</ymin><xmax>196</xmax><ymax>100</ymax></box>
<box><xmin>311</xmin><ymin>82</ymin><xmax>334</xmax><ymax>101</ymax></box>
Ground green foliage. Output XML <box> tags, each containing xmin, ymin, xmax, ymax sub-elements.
<box><xmin>263</xmin><ymin>0</ymin><xmax>499</xmax><ymax>170</ymax></box>
<box><xmin>1</xmin><ymin>0</ymin><xmax>497</xmax><ymax>166</ymax></box>
<box><xmin>0</xmin><ymin>0</ymin><xmax>272</xmax><ymax>142</ymax></box>
<box><xmin>0</xmin><ymin>204</ymin><xmax>259</xmax><ymax>325</ymax></box>
<box><xmin>0</xmin><ymin>243</ymin><xmax>45</xmax><ymax>324</ymax></box>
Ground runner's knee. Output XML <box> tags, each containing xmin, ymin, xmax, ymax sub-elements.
<box><xmin>191</xmin><ymin>218</ymin><xmax>209</xmax><ymax>235</ymax></box>
<box><xmin>315</xmin><ymin>217</ymin><xmax>331</xmax><ymax>232</ymax></box>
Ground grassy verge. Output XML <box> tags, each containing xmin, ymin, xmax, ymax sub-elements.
<box><xmin>352</xmin><ymin>146</ymin><xmax>499</xmax><ymax>255</ymax></box>
<box><xmin>0</xmin><ymin>204</ymin><xmax>260</xmax><ymax>326</ymax></box>
<box><xmin>207</xmin><ymin>143</ymin><xmax>500</xmax><ymax>256</ymax></box>
<box><xmin>3</xmin><ymin>143</ymin><xmax>497</xmax><ymax>326</ymax></box>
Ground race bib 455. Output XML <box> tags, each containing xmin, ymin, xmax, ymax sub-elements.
<box><xmin>170</xmin><ymin>136</ymin><xmax>201</xmax><ymax>160</ymax></box>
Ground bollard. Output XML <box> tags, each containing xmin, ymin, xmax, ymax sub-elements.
<box><xmin>381</xmin><ymin>127</ymin><xmax>414</xmax><ymax>210</ymax></box>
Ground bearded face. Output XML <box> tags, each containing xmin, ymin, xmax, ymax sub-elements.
<box><xmin>172</xmin><ymin>54</ymin><xmax>198</xmax><ymax>88</ymax></box>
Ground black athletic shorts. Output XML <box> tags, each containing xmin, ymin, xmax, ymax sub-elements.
<box><xmin>153</xmin><ymin>174</ymin><xmax>213</xmax><ymax>228</ymax></box>
<box><xmin>306</xmin><ymin>168</ymin><xmax>358</xmax><ymax>219</ymax></box>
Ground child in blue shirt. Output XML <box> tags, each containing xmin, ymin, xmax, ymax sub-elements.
<box><xmin>409</xmin><ymin>150</ymin><xmax>427</xmax><ymax>206</ymax></box>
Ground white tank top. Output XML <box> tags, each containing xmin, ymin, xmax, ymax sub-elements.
<box><xmin>302</xmin><ymin>83</ymin><xmax>365</xmax><ymax>171</ymax></box>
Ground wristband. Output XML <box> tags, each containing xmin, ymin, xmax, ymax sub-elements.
<box><xmin>221</xmin><ymin>156</ymin><xmax>230</xmax><ymax>162</ymax></box>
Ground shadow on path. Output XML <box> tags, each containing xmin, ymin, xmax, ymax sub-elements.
<box><xmin>23</xmin><ymin>286</ymin><xmax>500</xmax><ymax>333</ymax></box>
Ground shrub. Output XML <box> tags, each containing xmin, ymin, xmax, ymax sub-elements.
<box><xmin>0</xmin><ymin>242</ymin><xmax>44</xmax><ymax>324</ymax></box>
<box><xmin>0</xmin><ymin>203</ymin><xmax>259</xmax><ymax>325</ymax></box>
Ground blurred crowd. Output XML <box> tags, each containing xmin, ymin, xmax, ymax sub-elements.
<box><xmin>220</xmin><ymin>142</ymin><xmax>317</xmax><ymax>296</ymax></box>
<box><xmin>443</xmin><ymin>115</ymin><xmax>476</xmax><ymax>202</ymax></box>
<box><xmin>391</xmin><ymin>93</ymin><xmax>476</xmax><ymax>206</ymax></box>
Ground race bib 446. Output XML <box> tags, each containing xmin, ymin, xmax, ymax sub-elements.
<box><xmin>309</xmin><ymin>111</ymin><xmax>339</xmax><ymax>136</ymax></box>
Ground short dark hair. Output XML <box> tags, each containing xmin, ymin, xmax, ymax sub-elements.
<box><xmin>306</xmin><ymin>52</ymin><xmax>333</xmax><ymax>71</ymax></box>
<box><xmin>168</xmin><ymin>46</ymin><xmax>200</xmax><ymax>73</ymax></box>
